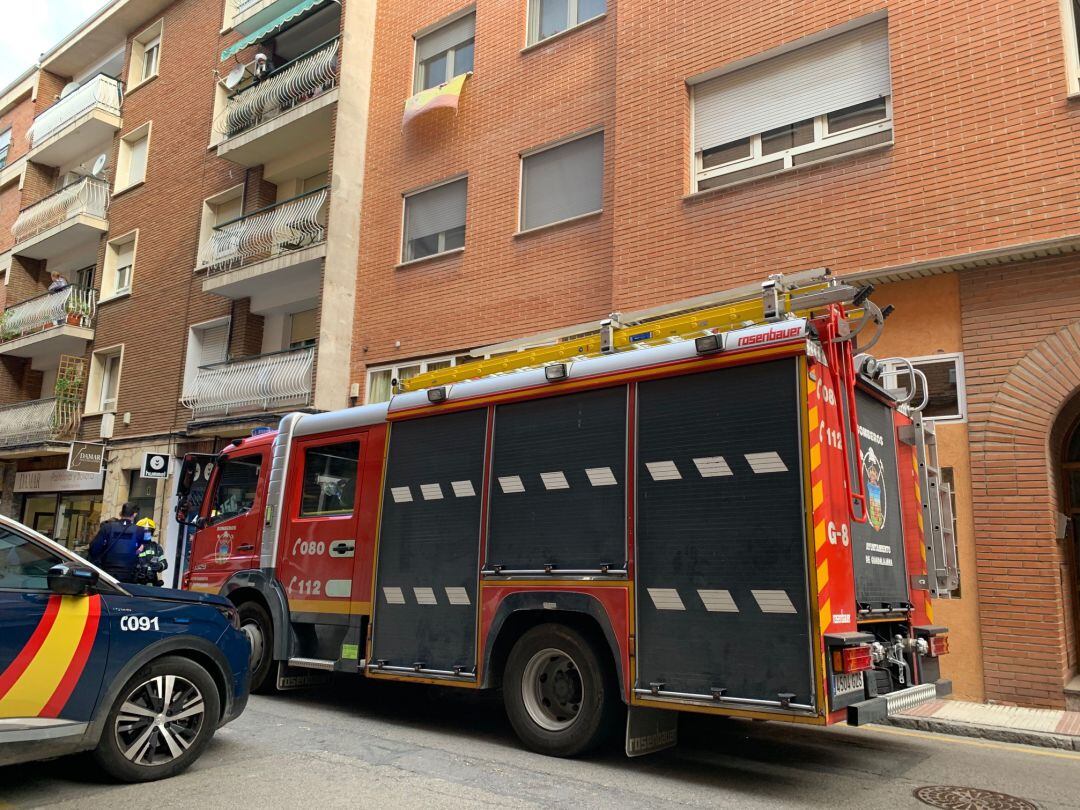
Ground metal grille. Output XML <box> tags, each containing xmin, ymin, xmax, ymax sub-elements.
<box><xmin>11</xmin><ymin>178</ymin><xmax>110</xmax><ymax>244</ymax></box>
<box><xmin>913</xmin><ymin>786</ymin><xmax>1037</xmax><ymax>810</ymax></box>
<box><xmin>26</xmin><ymin>74</ymin><xmax>122</xmax><ymax>148</ymax></box>
<box><xmin>0</xmin><ymin>398</ymin><xmax>80</xmax><ymax>448</ymax></box>
<box><xmin>0</xmin><ymin>286</ymin><xmax>97</xmax><ymax>341</ymax></box>
<box><xmin>180</xmin><ymin>346</ymin><xmax>315</xmax><ymax>418</ymax></box>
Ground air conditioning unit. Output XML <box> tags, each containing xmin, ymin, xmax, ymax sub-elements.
<box><xmin>99</xmin><ymin>412</ymin><xmax>115</xmax><ymax>439</ymax></box>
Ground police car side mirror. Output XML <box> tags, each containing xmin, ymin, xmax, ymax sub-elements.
<box><xmin>47</xmin><ymin>562</ymin><xmax>100</xmax><ymax>596</ymax></box>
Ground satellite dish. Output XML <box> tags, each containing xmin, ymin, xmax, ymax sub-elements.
<box><xmin>59</xmin><ymin>81</ymin><xmax>80</xmax><ymax>98</ymax></box>
<box><xmin>224</xmin><ymin>63</ymin><xmax>246</xmax><ymax>90</ymax></box>
<box><xmin>91</xmin><ymin>153</ymin><xmax>108</xmax><ymax>177</ymax></box>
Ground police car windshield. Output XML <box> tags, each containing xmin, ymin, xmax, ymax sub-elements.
<box><xmin>208</xmin><ymin>455</ymin><xmax>262</xmax><ymax>525</ymax></box>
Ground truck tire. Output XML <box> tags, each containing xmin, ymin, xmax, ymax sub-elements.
<box><xmin>92</xmin><ymin>655</ymin><xmax>221</xmax><ymax>783</ymax></box>
<box><xmin>238</xmin><ymin>601</ymin><xmax>274</xmax><ymax>693</ymax></box>
<box><xmin>503</xmin><ymin>623</ymin><xmax>618</xmax><ymax>757</ymax></box>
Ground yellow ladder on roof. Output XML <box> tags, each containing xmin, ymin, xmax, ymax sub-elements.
<box><xmin>399</xmin><ymin>271</ymin><xmax>871</xmax><ymax>393</ymax></box>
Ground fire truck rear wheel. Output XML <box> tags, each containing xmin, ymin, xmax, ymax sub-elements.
<box><xmin>503</xmin><ymin>623</ymin><xmax>617</xmax><ymax>757</ymax></box>
<box><xmin>238</xmin><ymin>601</ymin><xmax>274</xmax><ymax>693</ymax></box>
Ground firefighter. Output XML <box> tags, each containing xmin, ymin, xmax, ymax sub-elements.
<box><xmin>135</xmin><ymin>517</ymin><xmax>168</xmax><ymax>586</ymax></box>
<box><xmin>88</xmin><ymin>503</ymin><xmax>143</xmax><ymax>583</ymax></box>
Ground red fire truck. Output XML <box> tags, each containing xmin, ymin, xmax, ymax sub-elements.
<box><xmin>177</xmin><ymin>272</ymin><xmax>957</xmax><ymax>757</ymax></box>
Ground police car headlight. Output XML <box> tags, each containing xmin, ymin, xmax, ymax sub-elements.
<box><xmin>216</xmin><ymin>604</ymin><xmax>241</xmax><ymax>630</ymax></box>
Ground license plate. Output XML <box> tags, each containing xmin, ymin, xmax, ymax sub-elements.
<box><xmin>832</xmin><ymin>672</ymin><xmax>864</xmax><ymax>697</ymax></box>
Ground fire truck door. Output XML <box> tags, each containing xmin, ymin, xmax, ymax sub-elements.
<box><xmin>279</xmin><ymin>436</ymin><xmax>365</xmax><ymax>621</ymax></box>
<box><xmin>634</xmin><ymin>359</ymin><xmax>815</xmax><ymax>710</ymax></box>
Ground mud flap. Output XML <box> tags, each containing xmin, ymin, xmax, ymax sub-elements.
<box><xmin>276</xmin><ymin>661</ymin><xmax>331</xmax><ymax>691</ymax></box>
<box><xmin>625</xmin><ymin>706</ymin><xmax>678</xmax><ymax>757</ymax></box>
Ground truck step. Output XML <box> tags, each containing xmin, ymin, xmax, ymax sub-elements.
<box><xmin>288</xmin><ymin>657</ymin><xmax>336</xmax><ymax>671</ymax></box>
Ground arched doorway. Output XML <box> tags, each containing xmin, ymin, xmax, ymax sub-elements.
<box><xmin>1063</xmin><ymin>415</ymin><xmax>1080</xmax><ymax>680</ymax></box>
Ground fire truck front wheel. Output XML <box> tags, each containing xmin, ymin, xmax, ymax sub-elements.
<box><xmin>503</xmin><ymin>623</ymin><xmax>618</xmax><ymax>757</ymax></box>
<box><xmin>237</xmin><ymin>601</ymin><xmax>274</xmax><ymax>693</ymax></box>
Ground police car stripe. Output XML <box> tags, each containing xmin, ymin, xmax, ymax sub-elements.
<box><xmin>0</xmin><ymin>595</ymin><xmax>61</xmax><ymax>701</ymax></box>
<box><xmin>41</xmin><ymin>596</ymin><xmax>102</xmax><ymax>718</ymax></box>
<box><xmin>0</xmin><ymin>596</ymin><xmax>93</xmax><ymax>717</ymax></box>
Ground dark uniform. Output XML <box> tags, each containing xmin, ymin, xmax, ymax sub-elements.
<box><xmin>88</xmin><ymin>519</ymin><xmax>143</xmax><ymax>582</ymax></box>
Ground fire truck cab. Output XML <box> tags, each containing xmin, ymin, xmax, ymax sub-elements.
<box><xmin>178</xmin><ymin>273</ymin><xmax>957</xmax><ymax>757</ymax></box>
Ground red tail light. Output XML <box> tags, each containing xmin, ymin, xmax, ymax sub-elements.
<box><xmin>928</xmin><ymin>635</ymin><xmax>950</xmax><ymax>657</ymax></box>
<box><xmin>181</xmin><ymin>571</ymin><xmax>191</xmax><ymax>590</ymax></box>
<box><xmin>832</xmin><ymin>644</ymin><xmax>873</xmax><ymax>673</ymax></box>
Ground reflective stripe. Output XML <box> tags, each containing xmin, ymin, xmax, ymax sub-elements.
<box><xmin>647</xmin><ymin>588</ymin><xmax>685</xmax><ymax>610</ymax></box>
<box><xmin>751</xmin><ymin>589</ymin><xmax>797</xmax><ymax>614</ymax></box>
<box><xmin>645</xmin><ymin>460</ymin><xmax>681</xmax><ymax>481</ymax></box>
<box><xmin>698</xmin><ymin>589</ymin><xmax>739</xmax><ymax>612</ymax></box>
<box><xmin>745</xmin><ymin>452</ymin><xmax>788</xmax><ymax>474</ymax></box>
<box><xmin>540</xmin><ymin>471</ymin><xmax>569</xmax><ymax>490</ymax></box>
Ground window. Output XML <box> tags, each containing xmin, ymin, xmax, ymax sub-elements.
<box><xmin>208</xmin><ymin>455</ymin><xmax>262</xmax><ymax>526</ymax></box>
<box><xmin>0</xmin><ymin>527</ymin><xmax>61</xmax><ymax>591</ymax></box>
<box><xmin>102</xmin><ymin>231</ymin><xmax>137</xmax><ymax>299</ymax></box>
<box><xmin>520</xmin><ymin>131</ymin><xmax>603</xmax><ymax>232</ymax></box>
<box><xmin>1064</xmin><ymin>0</ymin><xmax>1080</xmax><ymax>94</ymax></box>
<box><xmin>300</xmin><ymin>442</ymin><xmax>360</xmax><ymax>516</ymax></box>
<box><xmin>183</xmin><ymin>318</ymin><xmax>230</xmax><ymax>395</ymax></box>
<box><xmin>116</xmin><ymin>123</ymin><xmax>151</xmax><ymax>192</ymax></box>
<box><xmin>366</xmin><ymin>353</ymin><xmax>470</xmax><ymax>403</ymax></box>
<box><xmin>414</xmin><ymin>10</ymin><xmax>475</xmax><ymax>93</ymax></box>
<box><xmin>881</xmin><ymin>354</ymin><xmax>966</xmax><ymax>422</ymax></box>
<box><xmin>402</xmin><ymin>177</ymin><xmax>467</xmax><ymax>262</ymax></box>
<box><xmin>198</xmin><ymin>185</ymin><xmax>244</xmax><ymax>265</ymax></box>
<box><xmin>74</xmin><ymin>265</ymin><xmax>94</xmax><ymax>289</ymax></box>
<box><xmin>128</xmin><ymin>20</ymin><xmax>164</xmax><ymax>88</ymax></box>
<box><xmin>692</xmin><ymin>19</ymin><xmax>892</xmax><ymax>192</ymax></box>
<box><xmin>0</xmin><ymin>128</ymin><xmax>11</xmax><ymax>169</ymax></box>
<box><xmin>87</xmin><ymin>346</ymin><xmax>123</xmax><ymax>414</ymax></box>
<box><xmin>289</xmin><ymin>309</ymin><xmax>317</xmax><ymax>349</ymax></box>
<box><xmin>528</xmin><ymin>0</ymin><xmax>605</xmax><ymax>45</ymax></box>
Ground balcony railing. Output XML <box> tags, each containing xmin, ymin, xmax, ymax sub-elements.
<box><xmin>216</xmin><ymin>36</ymin><xmax>340</xmax><ymax>139</ymax></box>
<box><xmin>11</xmin><ymin>177</ymin><xmax>109</xmax><ymax>245</ymax></box>
<box><xmin>0</xmin><ymin>286</ymin><xmax>97</xmax><ymax>343</ymax></box>
<box><xmin>181</xmin><ymin>345</ymin><xmax>315</xmax><ymax>418</ymax></box>
<box><xmin>26</xmin><ymin>74</ymin><xmax>123</xmax><ymax>150</ymax></box>
<box><xmin>0</xmin><ymin>397</ymin><xmax>80</xmax><ymax>449</ymax></box>
<box><xmin>198</xmin><ymin>186</ymin><xmax>329</xmax><ymax>274</ymax></box>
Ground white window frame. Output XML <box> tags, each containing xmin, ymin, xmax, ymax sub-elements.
<box><xmin>365</xmin><ymin>354</ymin><xmax>469</xmax><ymax>403</ymax></box>
<box><xmin>128</xmin><ymin>20</ymin><xmax>164</xmax><ymax>91</ymax></box>
<box><xmin>101</xmin><ymin>230</ymin><xmax>138</xmax><ymax>301</ymax></box>
<box><xmin>413</xmin><ymin>8</ymin><xmax>476</xmax><ymax>93</ymax></box>
<box><xmin>183</xmin><ymin>316</ymin><xmax>231</xmax><ymax>396</ymax></box>
<box><xmin>400</xmin><ymin>175</ymin><xmax>468</xmax><ymax>264</ymax></box>
<box><xmin>527</xmin><ymin>0</ymin><xmax>606</xmax><ymax>47</ymax></box>
<box><xmin>694</xmin><ymin>96</ymin><xmax>892</xmax><ymax>192</ymax></box>
<box><xmin>518</xmin><ymin>128</ymin><xmax>604</xmax><ymax>233</ymax></box>
<box><xmin>880</xmin><ymin>352</ymin><xmax>967</xmax><ymax>424</ymax></box>
<box><xmin>0</xmin><ymin>127</ymin><xmax>11</xmax><ymax>168</ymax></box>
<box><xmin>115</xmin><ymin>122</ymin><xmax>151</xmax><ymax>193</ymax></box>
<box><xmin>0</xmin><ymin>250</ymin><xmax>10</xmax><ymax>287</ymax></box>
<box><xmin>197</xmin><ymin>183</ymin><xmax>244</xmax><ymax>264</ymax></box>
<box><xmin>1062</xmin><ymin>0</ymin><xmax>1080</xmax><ymax>95</ymax></box>
<box><xmin>86</xmin><ymin>345</ymin><xmax>124</xmax><ymax>415</ymax></box>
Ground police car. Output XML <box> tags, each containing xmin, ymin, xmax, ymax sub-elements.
<box><xmin>0</xmin><ymin>515</ymin><xmax>250</xmax><ymax>782</ymax></box>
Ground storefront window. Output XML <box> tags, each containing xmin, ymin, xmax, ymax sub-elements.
<box><xmin>54</xmin><ymin>495</ymin><xmax>103</xmax><ymax>557</ymax></box>
<box><xmin>22</xmin><ymin>495</ymin><xmax>57</xmax><ymax>537</ymax></box>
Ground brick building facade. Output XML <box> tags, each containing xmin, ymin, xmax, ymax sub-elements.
<box><xmin>352</xmin><ymin>0</ymin><xmax>1080</xmax><ymax>709</ymax></box>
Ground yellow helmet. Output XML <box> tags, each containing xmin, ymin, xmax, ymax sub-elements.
<box><xmin>136</xmin><ymin>517</ymin><xmax>157</xmax><ymax>530</ymax></box>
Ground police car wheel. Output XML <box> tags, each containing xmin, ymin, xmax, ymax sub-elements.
<box><xmin>93</xmin><ymin>656</ymin><xmax>221</xmax><ymax>782</ymax></box>
<box><xmin>503</xmin><ymin>623</ymin><xmax>618</xmax><ymax>757</ymax></box>
<box><xmin>238</xmin><ymin>601</ymin><xmax>275</xmax><ymax>693</ymax></box>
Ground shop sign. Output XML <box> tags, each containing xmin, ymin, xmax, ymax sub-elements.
<box><xmin>142</xmin><ymin>452</ymin><xmax>171</xmax><ymax>480</ymax></box>
<box><xmin>68</xmin><ymin>441</ymin><xmax>105</xmax><ymax>475</ymax></box>
<box><xmin>14</xmin><ymin>469</ymin><xmax>105</xmax><ymax>493</ymax></box>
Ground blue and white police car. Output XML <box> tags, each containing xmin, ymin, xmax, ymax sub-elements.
<box><xmin>0</xmin><ymin>515</ymin><xmax>250</xmax><ymax>782</ymax></box>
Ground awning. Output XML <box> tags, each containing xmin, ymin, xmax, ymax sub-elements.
<box><xmin>221</xmin><ymin>0</ymin><xmax>331</xmax><ymax>62</ymax></box>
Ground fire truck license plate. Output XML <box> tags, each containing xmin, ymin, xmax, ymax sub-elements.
<box><xmin>832</xmin><ymin>672</ymin><xmax>864</xmax><ymax>697</ymax></box>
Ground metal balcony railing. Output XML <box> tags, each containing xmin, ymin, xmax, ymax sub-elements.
<box><xmin>216</xmin><ymin>36</ymin><xmax>340</xmax><ymax>139</ymax></box>
<box><xmin>198</xmin><ymin>186</ymin><xmax>329</xmax><ymax>274</ymax></box>
<box><xmin>26</xmin><ymin>74</ymin><xmax>123</xmax><ymax>150</ymax></box>
<box><xmin>0</xmin><ymin>397</ymin><xmax>81</xmax><ymax>449</ymax></box>
<box><xmin>0</xmin><ymin>286</ymin><xmax>97</xmax><ymax>343</ymax></box>
<box><xmin>181</xmin><ymin>345</ymin><xmax>315</xmax><ymax>418</ymax></box>
<box><xmin>11</xmin><ymin>177</ymin><xmax>110</xmax><ymax>245</ymax></box>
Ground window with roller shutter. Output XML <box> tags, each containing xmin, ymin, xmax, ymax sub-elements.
<box><xmin>401</xmin><ymin>176</ymin><xmax>467</xmax><ymax>262</ymax></box>
<box><xmin>414</xmin><ymin>9</ymin><xmax>475</xmax><ymax>93</ymax></box>
<box><xmin>691</xmin><ymin>18</ymin><xmax>892</xmax><ymax>192</ymax></box>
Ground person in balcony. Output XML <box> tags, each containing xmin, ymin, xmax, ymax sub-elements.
<box><xmin>252</xmin><ymin>51</ymin><xmax>274</xmax><ymax>83</ymax></box>
<box><xmin>48</xmin><ymin>271</ymin><xmax>69</xmax><ymax>293</ymax></box>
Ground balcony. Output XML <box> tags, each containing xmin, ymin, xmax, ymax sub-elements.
<box><xmin>199</xmin><ymin>186</ymin><xmax>327</xmax><ymax>305</ymax></box>
<box><xmin>215</xmin><ymin>36</ymin><xmax>339</xmax><ymax>167</ymax></box>
<box><xmin>0</xmin><ymin>398</ymin><xmax>80</xmax><ymax>456</ymax></box>
<box><xmin>11</xmin><ymin>177</ymin><xmax>109</xmax><ymax>261</ymax></box>
<box><xmin>0</xmin><ymin>286</ymin><xmax>96</xmax><ymax>366</ymax></box>
<box><xmin>25</xmin><ymin>74</ymin><xmax>123</xmax><ymax>168</ymax></box>
<box><xmin>181</xmin><ymin>345</ymin><xmax>315</xmax><ymax>421</ymax></box>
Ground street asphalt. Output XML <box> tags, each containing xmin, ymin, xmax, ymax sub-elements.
<box><xmin>3</xmin><ymin>676</ymin><xmax>1080</xmax><ymax>808</ymax></box>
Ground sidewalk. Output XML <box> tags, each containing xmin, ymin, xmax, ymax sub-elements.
<box><xmin>888</xmin><ymin>699</ymin><xmax>1080</xmax><ymax>750</ymax></box>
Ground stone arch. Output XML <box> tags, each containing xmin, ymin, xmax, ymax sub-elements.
<box><xmin>968</xmin><ymin>319</ymin><xmax>1080</xmax><ymax>708</ymax></box>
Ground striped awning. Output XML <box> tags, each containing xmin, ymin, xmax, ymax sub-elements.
<box><xmin>221</xmin><ymin>0</ymin><xmax>331</xmax><ymax>62</ymax></box>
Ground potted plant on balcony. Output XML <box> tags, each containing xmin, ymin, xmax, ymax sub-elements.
<box><xmin>65</xmin><ymin>298</ymin><xmax>92</xmax><ymax>328</ymax></box>
<box><xmin>0</xmin><ymin>313</ymin><xmax>15</xmax><ymax>342</ymax></box>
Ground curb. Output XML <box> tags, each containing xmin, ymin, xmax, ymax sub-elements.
<box><xmin>886</xmin><ymin>715</ymin><xmax>1080</xmax><ymax>751</ymax></box>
